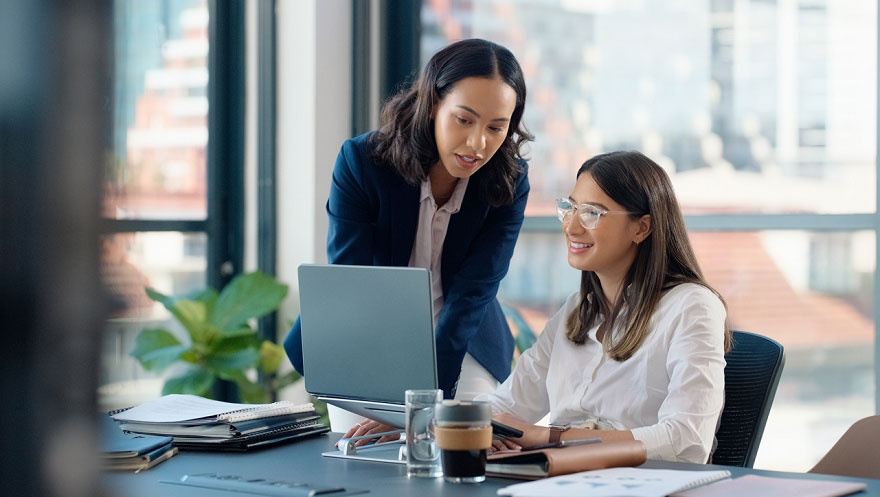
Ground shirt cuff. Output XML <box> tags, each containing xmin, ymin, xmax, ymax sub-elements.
<box><xmin>631</xmin><ymin>425</ymin><xmax>677</xmax><ymax>461</ymax></box>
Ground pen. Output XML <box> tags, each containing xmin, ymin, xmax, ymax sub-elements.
<box><xmin>523</xmin><ymin>437</ymin><xmax>602</xmax><ymax>451</ymax></box>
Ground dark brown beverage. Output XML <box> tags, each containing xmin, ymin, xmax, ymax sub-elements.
<box><xmin>440</xmin><ymin>449</ymin><xmax>487</xmax><ymax>479</ymax></box>
<box><xmin>434</xmin><ymin>401</ymin><xmax>492</xmax><ymax>483</ymax></box>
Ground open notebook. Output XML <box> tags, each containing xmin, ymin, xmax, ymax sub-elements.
<box><xmin>498</xmin><ymin>467</ymin><xmax>732</xmax><ymax>497</ymax></box>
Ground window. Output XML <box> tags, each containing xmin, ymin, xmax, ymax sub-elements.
<box><xmin>100</xmin><ymin>0</ymin><xmax>244</xmax><ymax>409</ymax></box>
<box><xmin>421</xmin><ymin>0</ymin><xmax>877</xmax><ymax>471</ymax></box>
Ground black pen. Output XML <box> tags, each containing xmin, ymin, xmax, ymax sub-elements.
<box><xmin>522</xmin><ymin>437</ymin><xmax>602</xmax><ymax>451</ymax></box>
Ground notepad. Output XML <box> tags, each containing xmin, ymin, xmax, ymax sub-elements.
<box><xmin>110</xmin><ymin>394</ymin><xmax>313</xmax><ymax>424</ymax></box>
<box><xmin>670</xmin><ymin>474</ymin><xmax>867</xmax><ymax>497</ymax></box>
<box><xmin>497</xmin><ymin>467</ymin><xmax>731</xmax><ymax>497</ymax></box>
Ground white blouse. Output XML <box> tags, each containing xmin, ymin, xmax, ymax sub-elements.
<box><xmin>477</xmin><ymin>283</ymin><xmax>727</xmax><ymax>463</ymax></box>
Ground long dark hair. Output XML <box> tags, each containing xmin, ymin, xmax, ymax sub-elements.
<box><xmin>565</xmin><ymin>151</ymin><xmax>731</xmax><ymax>358</ymax></box>
<box><xmin>370</xmin><ymin>38</ymin><xmax>533</xmax><ymax>207</ymax></box>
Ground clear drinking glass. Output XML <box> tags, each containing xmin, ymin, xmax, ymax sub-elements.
<box><xmin>404</xmin><ymin>389</ymin><xmax>443</xmax><ymax>478</ymax></box>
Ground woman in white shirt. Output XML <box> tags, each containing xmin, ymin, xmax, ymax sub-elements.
<box><xmin>477</xmin><ymin>150</ymin><xmax>731</xmax><ymax>463</ymax></box>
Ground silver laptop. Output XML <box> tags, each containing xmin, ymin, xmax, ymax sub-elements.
<box><xmin>298</xmin><ymin>264</ymin><xmax>439</xmax><ymax>428</ymax></box>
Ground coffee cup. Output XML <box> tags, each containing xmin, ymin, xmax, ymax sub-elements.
<box><xmin>433</xmin><ymin>400</ymin><xmax>492</xmax><ymax>483</ymax></box>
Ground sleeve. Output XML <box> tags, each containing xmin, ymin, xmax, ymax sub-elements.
<box><xmin>282</xmin><ymin>139</ymin><xmax>377</xmax><ymax>375</ymax></box>
<box><xmin>325</xmin><ymin>138</ymin><xmax>378</xmax><ymax>265</ymax></box>
<box><xmin>630</xmin><ymin>289</ymin><xmax>727</xmax><ymax>463</ymax></box>
<box><xmin>434</xmin><ymin>164</ymin><xmax>530</xmax><ymax>396</ymax></box>
<box><xmin>476</xmin><ymin>292</ymin><xmax>574</xmax><ymax>423</ymax></box>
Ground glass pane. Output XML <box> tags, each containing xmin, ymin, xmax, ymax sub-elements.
<box><xmin>422</xmin><ymin>1</ymin><xmax>877</xmax><ymax>215</ymax></box>
<box><xmin>99</xmin><ymin>232</ymin><xmax>207</xmax><ymax>410</ymax></box>
<box><xmin>106</xmin><ymin>0</ymin><xmax>209</xmax><ymax>220</ymax></box>
<box><xmin>499</xmin><ymin>230</ymin><xmax>875</xmax><ymax>471</ymax></box>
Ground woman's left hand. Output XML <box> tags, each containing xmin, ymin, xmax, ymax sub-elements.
<box><xmin>340</xmin><ymin>418</ymin><xmax>400</xmax><ymax>447</ymax></box>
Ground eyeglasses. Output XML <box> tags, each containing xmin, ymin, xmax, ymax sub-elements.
<box><xmin>555</xmin><ymin>198</ymin><xmax>636</xmax><ymax>230</ymax></box>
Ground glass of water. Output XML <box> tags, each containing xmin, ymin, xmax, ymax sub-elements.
<box><xmin>404</xmin><ymin>389</ymin><xmax>443</xmax><ymax>478</ymax></box>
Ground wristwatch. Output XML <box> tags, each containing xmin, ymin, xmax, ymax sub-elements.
<box><xmin>548</xmin><ymin>422</ymin><xmax>571</xmax><ymax>444</ymax></box>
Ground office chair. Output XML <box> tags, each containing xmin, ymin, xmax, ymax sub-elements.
<box><xmin>809</xmin><ymin>415</ymin><xmax>880</xmax><ymax>479</ymax></box>
<box><xmin>711</xmin><ymin>330</ymin><xmax>785</xmax><ymax>467</ymax></box>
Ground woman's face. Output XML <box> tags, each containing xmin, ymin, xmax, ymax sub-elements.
<box><xmin>432</xmin><ymin>76</ymin><xmax>517</xmax><ymax>180</ymax></box>
<box><xmin>563</xmin><ymin>172</ymin><xmax>649</xmax><ymax>281</ymax></box>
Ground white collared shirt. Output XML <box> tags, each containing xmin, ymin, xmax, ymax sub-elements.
<box><xmin>477</xmin><ymin>283</ymin><xmax>727</xmax><ymax>463</ymax></box>
<box><xmin>408</xmin><ymin>176</ymin><xmax>469</xmax><ymax>323</ymax></box>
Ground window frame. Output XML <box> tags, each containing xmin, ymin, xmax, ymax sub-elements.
<box><xmin>372</xmin><ymin>2</ymin><xmax>880</xmax><ymax>414</ymax></box>
<box><xmin>103</xmin><ymin>0</ymin><xmax>246</xmax><ymax>401</ymax></box>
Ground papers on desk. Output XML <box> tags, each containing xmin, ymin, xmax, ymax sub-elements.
<box><xmin>497</xmin><ymin>467</ymin><xmax>731</xmax><ymax>497</ymax></box>
<box><xmin>670</xmin><ymin>474</ymin><xmax>868</xmax><ymax>497</ymax></box>
<box><xmin>110</xmin><ymin>394</ymin><xmax>313</xmax><ymax>424</ymax></box>
<box><xmin>110</xmin><ymin>394</ymin><xmax>329</xmax><ymax>451</ymax></box>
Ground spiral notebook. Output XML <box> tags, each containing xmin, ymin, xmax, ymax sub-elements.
<box><xmin>110</xmin><ymin>394</ymin><xmax>314</xmax><ymax>424</ymax></box>
<box><xmin>497</xmin><ymin>467</ymin><xmax>731</xmax><ymax>497</ymax></box>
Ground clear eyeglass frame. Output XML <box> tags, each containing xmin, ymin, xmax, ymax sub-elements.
<box><xmin>555</xmin><ymin>197</ymin><xmax>636</xmax><ymax>230</ymax></box>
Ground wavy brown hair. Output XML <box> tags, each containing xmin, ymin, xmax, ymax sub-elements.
<box><xmin>370</xmin><ymin>38</ymin><xmax>533</xmax><ymax>206</ymax></box>
<box><xmin>565</xmin><ymin>151</ymin><xmax>731</xmax><ymax>359</ymax></box>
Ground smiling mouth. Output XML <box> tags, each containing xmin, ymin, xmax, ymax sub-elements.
<box><xmin>570</xmin><ymin>242</ymin><xmax>593</xmax><ymax>249</ymax></box>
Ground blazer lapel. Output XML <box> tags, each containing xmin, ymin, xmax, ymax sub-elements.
<box><xmin>389</xmin><ymin>181</ymin><xmax>420</xmax><ymax>266</ymax></box>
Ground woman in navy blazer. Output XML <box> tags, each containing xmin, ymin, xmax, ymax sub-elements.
<box><xmin>284</xmin><ymin>39</ymin><xmax>532</xmax><ymax>438</ymax></box>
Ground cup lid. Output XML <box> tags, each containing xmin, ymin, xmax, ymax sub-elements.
<box><xmin>434</xmin><ymin>400</ymin><xmax>491</xmax><ymax>423</ymax></box>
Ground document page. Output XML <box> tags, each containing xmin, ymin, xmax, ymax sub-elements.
<box><xmin>111</xmin><ymin>394</ymin><xmax>265</xmax><ymax>423</ymax></box>
<box><xmin>498</xmin><ymin>467</ymin><xmax>731</xmax><ymax>497</ymax></box>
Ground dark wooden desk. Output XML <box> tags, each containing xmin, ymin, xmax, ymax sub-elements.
<box><xmin>103</xmin><ymin>433</ymin><xmax>880</xmax><ymax>496</ymax></box>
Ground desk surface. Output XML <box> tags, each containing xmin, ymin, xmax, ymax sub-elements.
<box><xmin>103</xmin><ymin>433</ymin><xmax>880</xmax><ymax>496</ymax></box>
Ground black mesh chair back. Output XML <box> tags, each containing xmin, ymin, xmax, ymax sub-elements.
<box><xmin>711</xmin><ymin>330</ymin><xmax>785</xmax><ymax>467</ymax></box>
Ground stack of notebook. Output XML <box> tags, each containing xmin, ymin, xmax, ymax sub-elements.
<box><xmin>101</xmin><ymin>415</ymin><xmax>177</xmax><ymax>471</ymax></box>
<box><xmin>110</xmin><ymin>394</ymin><xmax>329</xmax><ymax>451</ymax></box>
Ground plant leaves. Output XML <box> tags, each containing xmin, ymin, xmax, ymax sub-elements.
<box><xmin>173</xmin><ymin>300</ymin><xmax>211</xmax><ymax>343</ymax></box>
<box><xmin>162</xmin><ymin>369</ymin><xmax>215</xmax><ymax>397</ymax></box>
<box><xmin>206</xmin><ymin>347</ymin><xmax>260</xmax><ymax>373</ymax></box>
<box><xmin>211</xmin><ymin>332</ymin><xmax>261</xmax><ymax>353</ymax></box>
<box><xmin>210</xmin><ymin>271</ymin><xmax>288</xmax><ymax>332</ymax></box>
<box><xmin>145</xmin><ymin>288</ymin><xmax>213</xmax><ymax>344</ymax></box>
<box><xmin>237</xmin><ymin>377</ymin><xmax>270</xmax><ymax>404</ymax></box>
<box><xmin>130</xmin><ymin>328</ymin><xmax>187</xmax><ymax>372</ymax></box>
<box><xmin>187</xmin><ymin>287</ymin><xmax>219</xmax><ymax>317</ymax></box>
<box><xmin>260</xmin><ymin>341</ymin><xmax>285</xmax><ymax>374</ymax></box>
<box><xmin>271</xmin><ymin>370</ymin><xmax>302</xmax><ymax>392</ymax></box>
<box><xmin>220</xmin><ymin>370</ymin><xmax>269</xmax><ymax>404</ymax></box>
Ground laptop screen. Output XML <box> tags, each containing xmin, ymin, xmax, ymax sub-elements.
<box><xmin>298</xmin><ymin>264</ymin><xmax>439</xmax><ymax>404</ymax></box>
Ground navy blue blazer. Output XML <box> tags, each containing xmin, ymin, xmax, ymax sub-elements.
<box><xmin>284</xmin><ymin>132</ymin><xmax>529</xmax><ymax>398</ymax></box>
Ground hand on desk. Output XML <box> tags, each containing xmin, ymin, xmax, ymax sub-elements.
<box><xmin>490</xmin><ymin>412</ymin><xmax>546</xmax><ymax>453</ymax></box>
<box><xmin>340</xmin><ymin>418</ymin><xmax>400</xmax><ymax>447</ymax></box>
<box><xmin>489</xmin><ymin>412</ymin><xmax>636</xmax><ymax>454</ymax></box>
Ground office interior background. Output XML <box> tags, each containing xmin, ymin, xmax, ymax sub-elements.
<box><xmin>4</xmin><ymin>0</ymin><xmax>877</xmax><ymax>487</ymax></box>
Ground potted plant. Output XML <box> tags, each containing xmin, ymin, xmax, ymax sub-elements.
<box><xmin>130</xmin><ymin>271</ymin><xmax>301</xmax><ymax>403</ymax></box>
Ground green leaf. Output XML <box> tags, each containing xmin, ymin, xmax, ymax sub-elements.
<box><xmin>271</xmin><ymin>370</ymin><xmax>302</xmax><ymax>392</ymax></box>
<box><xmin>220</xmin><ymin>370</ymin><xmax>269</xmax><ymax>404</ymax></box>
<box><xmin>146</xmin><ymin>288</ymin><xmax>214</xmax><ymax>344</ymax></box>
<box><xmin>173</xmin><ymin>300</ymin><xmax>211</xmax><ymax>344</ymax></box>
<box><xmin>206</xmin><ymin>347</ymin><xmax>260</xmax><ymax>373</ymax></box>
<box><xmin>236</xmin><ymin>377</ymin><xmax>270</xmax><ymax>404</ymax></box>
<box><xmin>210</xmin><ymin>271</ymin><xmax>288</xmax><ymax>332</ymax></box>
<box><xmin>162</xmin><ymin>369</ymin><xmax>215</xmax><ymax>397</ymax></box>
<box><xmin>180</xmin><ymin>349</ymin><xmax>199</xmax><ymax>364</ymax></box>
<box><xmin>130</xmin><ymin>328</ymin><xmax>187</xmax><ymax>372</ymax></box>
<box><xmin>145</xmin><ymin>287</ymin><xmax>174</xmax><ymax>308</ymax></box>
<box><xmin>211</xmin><ymin>332</ymin><xmax>260</xmax><ymax>353</ymax></box>
<box><xmin>188</xmin><ymin>287</ymin><xmax>219</xmax><ymax>317</ymax></box>
<box><xmin>260</xmin><ymin>341</ymin><xmax>285</xmax><ymax>374</ymax></box>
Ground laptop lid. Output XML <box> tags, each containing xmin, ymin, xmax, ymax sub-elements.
<box><xmin>298</xmin><ymin>264</ymin><xmax>439</xmax><ymax>426</ymax></box>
